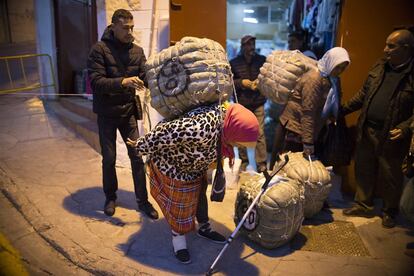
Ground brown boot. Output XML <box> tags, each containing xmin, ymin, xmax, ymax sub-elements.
<box><xmin>342</xmin><ymin>205</ymin><xmax>374</xmax><ymax>218</ymax></box>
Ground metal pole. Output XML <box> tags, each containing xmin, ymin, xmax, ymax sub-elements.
<box><xmin>5</xmin><ymin>59</ymin><xmax>14</xmax><ymax>88</ymax></box>
<box><xmin>20</xmin><ymin>57</ymin><xmax>28</xmax><ymax>87</ymax></box>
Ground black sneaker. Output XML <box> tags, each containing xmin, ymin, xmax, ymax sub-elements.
<box><xmin>404</xmin><ymin>249</ymin><xmax>414</xmax><ymax>258</ymax></box>
<box><xmin>342</xmin><ymin>205</ymin><xmax>374</xmax><ymax>218</ymax></box>
<box><xmin>382</xmin><ymin>213</ymin><xmax>396</xmax><ymax>228</ymax></box>
<box><xmin>257</xmin><ymin>164</ymin><xmax>267</xmax><ymax>173</ymax></box>
<box><xmin>174</xmin><ymin>249</ymin><xmax>191</xmax><ymax>264</ymax></box>
<box><xmin>104</xmin><ymin>199</ymin><xmax>116</xmax><ymax>216</ymax></box>
<box><xmin>138</xmin><ymin>201</ymin><xmax>159</xmax><ymax>219</ymax></box>
<box><xmin>198</xmin><ymin>223</ymin><xmax>226</xmax><ymax>244</ymax></box>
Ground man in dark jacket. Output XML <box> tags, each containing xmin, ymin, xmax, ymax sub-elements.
<box><xmin>342</xmin><ymin>29</ymin><xmax>414</xmax><ymax>228</ymax></box>
<box><xmin>87</xmin><ymin>9</ymin><xmax>158</xmax><ymax>219</ymax></box>
<box><xmin>230</xmin><ymin>35</ymin><xmax>267</xmax><ymax>172</ymax></box>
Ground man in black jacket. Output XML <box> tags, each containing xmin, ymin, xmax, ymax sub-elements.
<box><xmin>342</xmin><ymin>29</ymin><xmax>414</xmax><ymax>228</ymax></box>
<box><xmin>230</xmin><ymin>35</ymin><xmax>267</xmax><ymax>172</ymax></box>
<box><xmin>87</xmin><ymin>9</ymin><xmax>158</xmax><ymax>219</ymax></box>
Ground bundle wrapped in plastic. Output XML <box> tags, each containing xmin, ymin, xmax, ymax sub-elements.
<box><xmin>145</xmin><ymin>37</ymin><xmax>233</xmax><ymax>119</ymax></box>
<box><xmin>257</xmin><ymin>50</ymin><xmax>317</xmax><ymax>104</ymax></box>
<box><xmin>234</xmin><ymin>171</ymin><xmax>304</xmax><ymax>249</ymax></box>
<box><xmin>280</xmin><ymin>152</ymin><xmax>332</xmax><ymax>218</ymax></box>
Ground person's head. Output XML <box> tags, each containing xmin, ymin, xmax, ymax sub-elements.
<box><xmin>384</xmin><ymin>29</ymin><xmax>414</xmax><ymax>67</ymax></box>
<box><xmin>111</xmin><ymin>9</ymin><xmax>134</xmax><ymax>44</ymax></box>
<box><xmin>241</xmin><ymin>35</ymin><xmax>256</xmax><ymax>59</ymax></box>
<box><xmin>221</xmin><ymin>103</ymin><xmax>259</xmax><ymax>161</ymax></box>
<box><xmin>317</xmin><ymin>47</ymin><xmax>350</xmax><ymax>77</ymax></box>
<box><xmin>288</xmin><ymin>31</ymin><xmax>306</xmax><ymax>51</ymax></box>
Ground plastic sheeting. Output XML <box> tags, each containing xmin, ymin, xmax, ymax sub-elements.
<box><xmin>281</xmin><ymin>152</ymin><xmax>332</xmax><ymax>218</ymax></box>
<box><xmin>257</xmin><ymin>50</ymin><xmax>317</xmax><ymax>105</ymax></box>
<box><xmin>146</xmin><ymin>37</ymin><xmax>233</xmax><ymax>119</ymax></box>
<box><xmin>234</xmin><ymin>172</ymin><xmax>304</xmax><ymax>249</ymax></box>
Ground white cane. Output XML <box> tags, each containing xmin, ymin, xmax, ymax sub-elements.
<box><xmin>206</xmin><ymin>154</ymin><xmax>289</xmax><ymax>275</ymax></box>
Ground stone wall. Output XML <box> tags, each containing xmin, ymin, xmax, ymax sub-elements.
<box><xmin>7</xmin><ymin>0</ymin><xmax>36</xmax><ymax>43</ymax></box>
<box><xmin>96</xmin><ymin>0</ymin><xmax>169</xmax><ymax>57</ymax></box>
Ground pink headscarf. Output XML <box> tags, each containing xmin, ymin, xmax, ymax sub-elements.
<box><xmin>221</xmin><ymin>103</ymin><xmax>259</xmax><ymax>166</ymax></box>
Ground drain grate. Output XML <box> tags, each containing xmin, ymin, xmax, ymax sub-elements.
<box><xmin>292</xmin><ymin>221</ymin><xmax>370</xmax><ymax>256</ymax></box>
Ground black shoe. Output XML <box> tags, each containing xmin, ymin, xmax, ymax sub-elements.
<box><xmin>198</xmin><ymin>223</ymin><xmax>226</xmax><ymax>244</ymax></box>
<box><xmin>342</xmin><ymin>205</ymin><xmax>374</xmax><ymax>218</ymax></box>
<box><xmin>404</xmin><ymin>249</ymin><xmax>414</xmax><ymax>258</ymax></box>
<box><xmin>240</xmin><ymin>162</ymin><xmax>248</xmax><ymax>172</ymax></box>
<box><xmin>104</xmin><ymin>199</ymin><xmax>116</xmax><ymax>216</ymax></box>
<box><xmin>174</xmin><ymin>249</ymin><xmax>191</xmax><ymax>264</ymax></box>
<box><xmin>382</xmin><ymin>213</ymin><xmax>396</xmax><ymax>228</ymax></box>
<box><xmin>257</xmin><ymin>164</ymin><xmax>267</xmax><ymax>173</ymax></box>
<box><xmin>322</xmin><ymin>200</ymin><xmax>330</xmax><ymax>210</ymax></box>
<box><xmin>138</xmin><ymin>202</ymin><xmax>159</xmax><ymax>219</ymax></box>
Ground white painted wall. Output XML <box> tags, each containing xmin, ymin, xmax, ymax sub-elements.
<box><xmin>33</xmin><ymin>0</ymin><xmax>58</xmax><ymax>99</ymax></box>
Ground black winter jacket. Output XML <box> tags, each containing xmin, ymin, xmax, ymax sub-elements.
<box><xmin>87</xmin><ymin>26</ymin><xmax>146</xmax><ymax>118</ymax></box>
<box><xmin>230</xmin><ymin>53</ymin><xmax>267</xmax><ymax>110</ymax></box>
<box><xmin>342</xmin><ymin>58</ymin><xmax>414</xmax><ymax>148</ymax></box>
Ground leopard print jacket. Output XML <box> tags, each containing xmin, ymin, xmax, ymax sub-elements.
<box><xmin>136</xmin><ymin>104</ymin><xmax>226</xmax><ymax>181</ymax></box>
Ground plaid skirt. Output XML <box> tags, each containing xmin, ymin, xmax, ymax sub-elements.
<box><xmin>148</xmin><ymin>162</ymin><xmax>203</xmax><ymax>234</ymax></box>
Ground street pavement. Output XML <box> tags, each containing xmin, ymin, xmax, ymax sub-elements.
<box><xmin>0</xmin><ymin>94</ymin><xmax>413</xmax><ymax>276</ymax></box>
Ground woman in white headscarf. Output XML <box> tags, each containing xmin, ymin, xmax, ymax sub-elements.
<box><xmin>270</xmin><ymin>47</ymin><xmax>350</xmax><ymax>168</ymax></box>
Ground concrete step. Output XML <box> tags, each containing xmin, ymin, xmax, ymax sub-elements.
<box><xmin>44</xmin><ymin>99</ymin><xmax>100</xmax><ymax>153</ymax></box>
<box><xmin>59</xmin><ymin>97</ymin><xmax>96</xmax><ymax>121</ymax></box>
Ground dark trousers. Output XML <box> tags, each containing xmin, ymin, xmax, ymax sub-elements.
<box><xmin>97</xmin><ymin>114</ymin><xmax>148</xmax><ymax>204</ymax></box>
<box><xmin>196</xmin><ymin>173</ymin><xmax>209</xmax><ymax>224</ymax></box>
<box><xmin>269</xmin><ymin>121</ymin><xmax>303</xmax><ymax>169</ymax></box>
<box><xmin>238</xmin><ymin>105</ymin><xmax>267</xmax><ymax>167</ymax></box>
<box><xmin>354</xmin><ymin>126</ymin><xmax>407</xmax><ymax>215</ymax></box>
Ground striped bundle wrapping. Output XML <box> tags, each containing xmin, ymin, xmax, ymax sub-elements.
<box><xmin>257</xmin><ymin>50</ymin><xmax>317</xmax><ymax>104</ymax></box>
<box><xmin>146</xmin><ymin>37</ymin><xmax>233</xmax><ymax>119</ymax></box>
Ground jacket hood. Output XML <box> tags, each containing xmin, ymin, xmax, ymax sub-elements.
<box><xmin>101</xmin><ymin>26</ymin><xmax>114</xmax><ymax>42</ymax></box>
<box><xmin>101</xmin><ymin>26</ymin><xmax>132</xmax><ymax>47</ymax></box>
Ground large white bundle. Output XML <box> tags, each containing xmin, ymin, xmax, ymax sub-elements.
<box><xmin>257</xmin><ymin>50</ymin><xmax>317</xmax><ymax>104</ymax></box>
<box><xmin>280</xmin><ymin>152</ymin><xmax>332</xmax><ymax>218</ymax></box>
<box><xmin>234</xmin><ymin>172</ymin><xmax>304</xmax><ymax>249</ymax></box>
<box><xmin>146</xmin><ymin>37</ymin><xmax>233</xmax><ymax>119</ymax></box>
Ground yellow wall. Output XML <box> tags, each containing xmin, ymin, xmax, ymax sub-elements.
<box><xmin>170</xmin><ymin>0</ymin><xmax>226</xmax><ymax>47</ymax></box>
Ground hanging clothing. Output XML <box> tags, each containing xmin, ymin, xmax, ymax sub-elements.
<box><xmin>316</xmin><ymin>0</ymin><xmax>341</xmax><ymax>34</ymax></box>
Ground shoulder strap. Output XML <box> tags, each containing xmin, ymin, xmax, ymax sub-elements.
<box><xmin>216</xmin><ymin>131</ymin><xmax>224</xmax><ymax>172</ymax></box>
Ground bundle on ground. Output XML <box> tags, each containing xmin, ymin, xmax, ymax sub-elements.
<box><xmin>280</xmin><ymin>152</ymin><xmax>332</xmax><ymax>218</ymax></box>
<box><xmin>234</xmin><ymin>171</ymin><xmax>304</xmax><ymax>249</ymax></box>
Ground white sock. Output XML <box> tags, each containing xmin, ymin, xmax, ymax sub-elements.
<box><xmin>172</xmin><ymin>230</ymin><xmax>187</xmax><ymax>253</ymax></box>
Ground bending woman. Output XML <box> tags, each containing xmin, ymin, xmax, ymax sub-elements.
<box><xmin>270</xmin><ymin>47</ymin><xmax>350</xmax><ymax>168</ymax></box>
<box><xmin>127</xmin><ymin>103</ymin><xmax>259</xmax><ymax>263</ymax></box>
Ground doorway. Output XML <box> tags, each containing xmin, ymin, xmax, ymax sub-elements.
<box><xmin>54</xmin><ymin>0</ymin><xmax>97</xmax><ymax>94</ymax></box>
<box><xmin>226</xmin><ymin>0</ymin><xmax>292</xmax><ymax>60</ymax></box>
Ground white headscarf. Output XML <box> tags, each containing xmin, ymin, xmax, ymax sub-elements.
<box><xmin>317</xmin><ymin>47</ymin><xmax>350</xmax><ymax>77</ymax></box>
<box><xmin>319</xmin><ymin>47</ymin><xmax>350</xmax><ymax>120</ymax></box>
